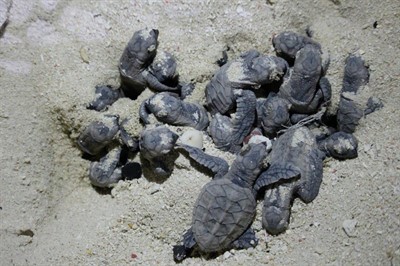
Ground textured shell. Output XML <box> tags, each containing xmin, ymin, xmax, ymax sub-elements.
<box><xmin>192</xmin><ymin>178</ymin><xmax>256</xmax><ymax>253</ymax></box>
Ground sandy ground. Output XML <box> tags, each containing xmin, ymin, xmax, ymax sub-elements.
<box><xmin>1</xmin><ymin>0</ymin><xmax>399</xmax><ymax>265</ymax></box>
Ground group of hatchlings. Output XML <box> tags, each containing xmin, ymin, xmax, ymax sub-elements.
<box><xmin>75</xmin><ymin>28</ymin><xmax>383</xmax><ymax>261</ymax></box>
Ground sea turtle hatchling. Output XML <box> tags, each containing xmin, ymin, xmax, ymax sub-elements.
<box><xmin>87</xmin><ymin>85</ymin><xmax>122</xmax><ymax>112</ymax></box>
<box><xmin>318</xmin><ymin>131</ymin><xmax>358</xmax><ymax>160</ymax></box>
<box><xmin>173</xmin><ymin>143</ymin><xmax>295</xmax><ymax>261</ymax></box>
<box><xmin>208</xmin><ymin>89</ymin><xmax>257</xmax><ymax>153</ymax></box>
<box><xmin>256</xmin><ymin>94</ymin><xmax>291</xmax><ymax>137</ymax></box>
<box><xmin>77</xmin><ymin>115</ymin><xmax>119</xmax><ymax>155</ymax></box>
<box><xmin>254</xmin><ymin>126</ymin><xmax>325</xmax><ymax>235</ymax></box>
<box><xmin>278</xmin><ymin>44</ymin><xmax>323</xmax><ymax>114</ymax></box>
<box><xmin>272</xmin><ymin>31</ymin><xmax>322</xmax><ymax>61</ymax></box>
<box><xmin>205</xmin><ymin>50</ymin><xmax>288</xmax><ymax>115</ymax></box>
<box><xmin>88</xmin><ymin>146</ymin><xmax>123</xmax><ymax>188</ymax></box>
<box><xmin>139</xmin><ymin>125</ymin><xmax>179</xmax><ymax>177</ymax></box>
<box><xmin>119</xmin><ymin>29</ymin><xmax>179</xmax><ymax>99</ymax></box>
<box><xmin>139</xmin><ymin>92</ymin><xmax>209</xmax><ymax>131</ymax></box>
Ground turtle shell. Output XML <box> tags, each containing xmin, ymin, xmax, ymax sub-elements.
<box><xmin>192</xmin><ymin>178</ymin><xmax>256</xmax><ymax>253</ymax></box>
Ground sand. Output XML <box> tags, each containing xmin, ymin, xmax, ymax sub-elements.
<box><xmin>1</xmin><ymin>0</ymin><xmax>399</xmax><ymax>265</ymax></box>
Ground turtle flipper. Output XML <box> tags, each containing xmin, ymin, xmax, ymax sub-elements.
<box><xmin>144</xmin><ymin>70</ymin><xmax>179</xmax><ymax>92</ymax></box>
<box><xmin>173</xmin><ymin>228</ymin><xmax>196</xmax><ymax>262</ymax></box>
<box><xmin>232</xmin><ymin>227</ymin><xmax>258</xmax><ymax>250</ymax></box>
<box><xmin>230</xmin><ymin>89</ymin><xmax>257</xmax><ymax>150</ymax></box>
<box><xmin>254</xmin><ymin>162</ymin><xmax>301</xmax><ymax>192</ymax></box>
<box><xmin>177</xmin><ymin>144</ymin><xmax>229</xmax><ymax>179</ymax></box>
<box><xmin>139</xmin><ymin>99</ymin><xmax>151</xmax><ymax>124</ymax></box>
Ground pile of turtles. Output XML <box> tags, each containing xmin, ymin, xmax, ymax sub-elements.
<box><xmin>75</xmin><ymin>29</ymin><xmax>383</xmax><ymax>261</ymax></box>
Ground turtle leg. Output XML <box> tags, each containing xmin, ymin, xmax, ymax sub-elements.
<box><xmin>232</xmin><ymin>227</ymin><xmax>258</xmax><ymax>250</ymax></box>
<box><xmin>254</xmin><ymin>162</ymin><xmax>301</xmax><ymax>194</ymax></box>
<box><xmin>295</xmin><ymin>149</ymin><xmax>324</xmax><ymax>203</ymax></box>
<box><xmin>176</xmin><ymin>144</ymin><xmax>229</xmax><ymax>179</ymax></box>
<box><xmin>230</xmin><ymin>89</ymin><xmax>257</xmax><ymax>152</ymax></box>
<box><xmin>173</xmin><ymin>228</ymin><xmax>197</xmax><ymax>262</ymax></box>
<box><xmin>143</xmin><ymin>70</ymin><xmax>179</xmax><ymax>92</ymax></box>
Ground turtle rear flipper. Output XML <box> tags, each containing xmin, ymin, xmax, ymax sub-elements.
<box><xmin>177</xmin><ymin>144</ymin><xmax>229</xmax><ymax>179</ymax></box>
<box><xmin>254</xmin><ymin>162</ymin><xmax>301</xmax><ymax>192</ymax></box>
<box><xmin>173</xmin><ymin>228</ymin><xmax>197</xmax><ymax>262</ymax></box>
<box><xmin>232</xmin><ymin>227</ymin><xmax>258</xmax><ymax>250</ymax></box>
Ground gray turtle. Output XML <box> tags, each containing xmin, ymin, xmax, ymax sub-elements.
<box><xmin>119</xmin><ymin>118</ymin><xmax>139</xmax><ymax>153</ymax></box>
<box><xmin>256</xmin><ymin>94</ymin><xmax>291</xmax><ymax>137</ymax></box>
<box><xmin>139</xmin><ymin>92</ymin><xmax>209</xmax><ymax>131</ymax></box>
<box><xmin>77</xmin><ymin>115</ymin><xmax>119</xmax><ymax>155</ymax></box>
<box><xmin>87</xmin><ymin>85</ymin><xmax>122</xmax><ymax>111</ymax></box>
<box><xmin>254</xmin><ymin>126</ymin><xmax>325</xmax><ymax>235</ymax></box>
<box><xmin>205</xmin><ymin>50</ymin><xmax>288</xmax><ymax>115</ymax></box>
<box><xmin>119</xmin><ymin>29</ymin><xmax>179</xmax><ymax>99</ymax></box>
<box><xmin>148</xmin><ymin>51</ymin><xmax>179</xmax><ymax>88</ymax></box>
<box><xmin>336</xmin><ymin>54</ymin><xmax>383</xmax><ymax>133</ymax></box>
<box><xmin>89</xmin><ymin>146</ymin><xmax>123</xmax><ymax>188</ymax></box>
<box><xmin>208</xmin><ymin>89</ymin><xmax>257</xmax><ymax>153</ymax></box>
<box><xmin>173</xmin><ymin>143</ymin><xmax>295</xmax><ymax>261</ymax></box>
<box><xmin>278</xmin><ymin>44</ymin><xmax>323</xmax><ymax>114</ymax></box>
<box><xmin>139</xmin><ymin>125</ymin><xmax>179</xmax><ymax>176</ymax></box>
<box><xmin>272</xmin><ymin>31</ymin><xmax>322</xmax><ymax>61</ymax></box>
<box><xmin>318</xmin><ymin>131</ymin><xmax>358</xmax><ymax>160</ymax></box>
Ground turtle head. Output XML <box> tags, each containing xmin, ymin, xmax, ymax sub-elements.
<box><xmin>126</xmin><ymin>29</ymin><xmax>159</xmax><ymax>66</ymax></box>
<box><xmin>262</xmin><ymin>205</ymin><xmax>290</xmax><ymax>235</ymax></box>
<box><xmin>249</xmin><ymin>56</ymin><xmax>288</xmax><ymax>85</ymax></box>
<box><xmin>230</xmin><ymin>143</ymin><xmax>268</xmax><ymax>187</ymax></box>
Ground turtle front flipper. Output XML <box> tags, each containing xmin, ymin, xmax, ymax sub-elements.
<box><xmin>230</xmin><ymin>89</ymin><xmax>257</xmax><ymax>151</ymax></box>
<box><xmin>139</xmin><ymin>99</ymin><xmax>151</xmax><ymax>124</ymax></box>
<box><xmin>254</xmin><ymin>162</ymin><xmax>301</xmax><ymax>193</ymax></box>
<box><xmin>176</xmin><ymin>144</ymin><xmax>229</xmax><ymax>179</ymax></box>
<box><xmin>143</xmin><ymin>70</ymin><xmax>180</xmax><ymax>92</ymax></box>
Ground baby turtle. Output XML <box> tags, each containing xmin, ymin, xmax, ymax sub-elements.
<box><xmin>139</xmin><ymin>125</ymin><xmax>179</xmax><ymax>177</ymax></box>
<box><xmin>318</xmin><ymin>131</ymin><xmax>358</xmax><ymax>160</ymax></box>
<box><xmin>208</xmin><ymin>89</ymin><xmax>257</xmax><ymax>153</ymax></box>
<box><xmin>89</xmin><ymin>146</ymin><xmax>123</xmax><ymax>188</ymax></box>
<box><xmin>87</xmin><ymin>85</ymin><xmax>122</xmax><ymax>111</ymax></box>
<box><xmin>205</xmin><ymin>50</ymin><xmax>288</xmax><ymax>115</ymax></box>
<box><xmin>278</xmin><ymin>44</ymin><xmax>323</xmax><ymax>114</ymax></box>
<box><xmin>173</xmin><ymin>143</ymin><xmax>294</xmax><ymax>261</ymax></box>
<box><xmin>254</xmin><ymin>126</ymin><xmax>325</xmax><ymax>235</ymax></box>
<box><xmin>119</xmin><ymin>29</ymin><xmax>178</xmax><ymax>99</ymax></box>
<box><xmin>336</xmin><ymin>54</ymin><xmax>375</xmax><ymax>133</ymax></box>
<box><xmin>77</xmin><ymin>115</ymin><xmax>119</xmax><ymax>155</ymax></box>
<box><xmin>139</xmin><ymin>92</ymin><xmax>209</xmax><ymax>131</ymax></box>
<box><xmin>272</xmin><ymin>31</ymin><xmax>322</xmax><ymax>62</ymax></box>
<box><xmin>119</xmin><ymin>118</ymin><xmax>140</xmax><ymax>153</ymax></box>
<box><xmin>148</xmin><ymin>50</ymin><xmax>179</xmax><ymax>88</ymax></box>
<box><xmin>256</xmin><ymin>94</ymin><xmax>291</xmax><ymax>137</ymax></box>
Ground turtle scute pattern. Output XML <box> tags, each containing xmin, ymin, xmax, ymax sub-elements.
<box><xmin>192</xmin><ymin>178</ymin><xmax>256</xmax><ymax>253</ymax></box>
